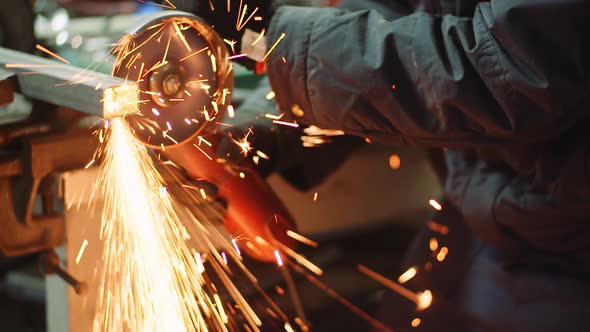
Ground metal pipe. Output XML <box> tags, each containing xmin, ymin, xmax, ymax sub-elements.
<box><xmin>0</xmin><ymin>47</ymin><xmax>138</xmax><ymax>119</ymax></box>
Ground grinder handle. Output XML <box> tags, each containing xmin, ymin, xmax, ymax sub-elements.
<box><xmin>162</xmin><ymin>138</ymin><xmax>297</xmax><ymax>262</ymax></box>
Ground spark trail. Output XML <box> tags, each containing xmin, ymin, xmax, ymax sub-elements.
<box><xmin>94</xmin><ymin>118</ymin><xmax>203</xmax><ymax>331</ymax></box>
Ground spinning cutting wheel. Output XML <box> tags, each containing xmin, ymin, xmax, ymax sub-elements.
<box><xmin>112</xmin><ymin>11</ymin><xmax>233</xmax><ymax>148</ymax></box>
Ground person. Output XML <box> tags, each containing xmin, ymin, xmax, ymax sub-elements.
<box><xmin>194</xmin><ymin>1</ymin><xmax>590</xmax><ymax>331</ymax></box>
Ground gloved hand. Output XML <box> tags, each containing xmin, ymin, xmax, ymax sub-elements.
<box><xmin>193</xmin><ymin>0</ymin><xmax>277</xmax><ymax>71</ymax></box>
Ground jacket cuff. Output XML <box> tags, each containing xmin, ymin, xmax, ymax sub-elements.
<box><xmin>266</xmin><ymin>6</ymin><xmax>327</xmax><ymax>126</ymax></box>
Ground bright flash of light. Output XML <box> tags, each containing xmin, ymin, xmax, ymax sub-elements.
<box><xmin>230</xmin><ymin>129</ymin><xmax>253</xmax><ymax>156</ymax></box>
<box><xmin>102</xmin><ymin>83</ymin><xmax>140</xmax><ymax>118</ymax></box>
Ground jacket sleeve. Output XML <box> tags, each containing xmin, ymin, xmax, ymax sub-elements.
<box><xmin>265</xmin><ymin>1</ymin><xmax>590</xmax><ymax>148</ymax></box>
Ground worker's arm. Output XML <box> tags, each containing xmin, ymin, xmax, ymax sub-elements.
<box><xmin>265</xmin><ymin>0</ymin><xmax>590</xmax><ymax>148</ymax></box>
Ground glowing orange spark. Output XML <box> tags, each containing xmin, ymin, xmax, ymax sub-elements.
<box><xmin>199</xmin><ymin>188</ymin><xmax>207</xmax><ymax>200</ymax></box>
<box><xmin>232</xmin><ymin>238</ymin><xmax>241</xmax><ymax>256</ymax></box>
<box><xmin>4</xmin><ymin>64</ymin><xmax>63</xmax><ymax>68</ymax></box>
<box><xmin>273</xmin><ymin>120</ymin><xmax>299</xmax><ymax>128</ymax></box>
<box><xmin>172</xmin><ymin>21</ymin><xmax>192</xmax><ymax>52</ymax></box>
<box><xmin>198</xmin><ymin>136</ymin><xmax>212</xmax><ymax>146</ymax></box>
<box><xmin>398</xmin><ymin>267</ymin><xmax>417</xmax><ymax>284</ymax></box>
<box><xmin>193</xmin><ymin>143</ymin><xmax>213</xmax><ymax>161</ymax></box>
<box><xmin>224</xmin><ymin>38</ymin><xmax>237</xmax><ymax>53</ymax></box>
<box><xmin>137</xmin><ymin>0</ymin><xmax>176</xmax><ymax>9</ymax></box>
<box><xmin>286</xmin><ymin>230</ymin><xmax>318</xmax><ymax>248</ymax></box>
<box><xmin>429</xmin><ymin>238</ymin><xmax>438</xmax><ymax>251</ymax></box>
<box><xmin>75</xmin><ymin>239</ymin><xmax>89</xmax><ymax>264</ymax></box>
<box><xmin>84</xmin><ymin>159</ymin><xmax>96</xmax><ymax>169</ymax></box>
<box><xmin>251</xmin><ymin>29</ymin><xmax>266</xmax><ymax>46</ymax></box>
<box><xmin>427</xmin><ymin>220</ymin><xmax>449</xmax><ymax>235</ymax></box>
<box><xmin>180</xmin><ymin>46</ymin><xmax>209</xmax><ymax>62</ymax></box>
<box><xmin>284</xmin><ymin>323</ymin><xmax>296</xmax><ymax>332</ymax></box>
<box><xmin>277</xmin><ymin>243</ymin><xmax>323</xmax><ymax>276</ymax></box>
<box><xmin>429</xmin><ymin>199</ymin><xmax>442</xmax><ymax>211</ymax></box>
<box><xmin>263</xmin><ymin>33</ymin><xmax>286</xmax><ymax>61</ymax></box>
<box><xmin>389</xmin><ymin>154</ymin><xmax>401</xmax><ymax>170</ymax></box>
<box><xmin>265</xmin><ymin>113</ymin><xmax>284</xmax><ymax>120</ymax></box>
<box><xmin>358</xmin><ymin>264</ymin><xmax>432</xmax><ymax>310</ymax></box>
<box><xmin>228</xmin><ymin>53</ymin><xmax>248</xmax><ymax>60</ymax></box>
<box><xmin>290</xmin><ymin>263</ymin><xmax>393</xmax><ymax>332</ymax></box>
<box><xmin>35</xmin><ymin>44</ymin><xmax>70</xmax><ymax>64</ymax></box>
<box><xmin>274</xmin><ymin>250</ymin><xmax>284</xmax><ymax>267</ymax></box>
<box><xmin>238</xmin><ymin>6</ymin><xmax>260</xmax><ymax>31</ymax></box>
<box><xmin>230</xmin><ymin>130</ymin><xmax>253</xmax><ymax>156</ymax></box>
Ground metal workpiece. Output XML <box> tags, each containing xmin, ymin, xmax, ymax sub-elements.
<box><xmin>0</xmin><ymin>47</ymin><xmax>139</xmax><ymax>119</ymax></box>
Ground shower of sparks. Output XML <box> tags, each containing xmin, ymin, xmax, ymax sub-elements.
<box><xmin>99</xmin><ymin>13</ymin><xmax>333</xmax><ymax>328</ymax></box>
<box><xmin>95</xmin><ymin>118</ymin><xmax>201</xmax><ymax>331</ymax></box>
<box><xmin>94</xmin><ymin>118</ymin><xmax>284</xmax><ymax>331</ymax></box>
<box><xmin>81</xmin><ymin>7</ymin><xmax>453</xmax><ymax>332</ymax></box>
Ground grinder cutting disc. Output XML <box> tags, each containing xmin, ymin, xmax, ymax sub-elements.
<box><xmin>112</xmin><ymin>11</ymin><xmax>233</xmax><ymax>148</ymax></box>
